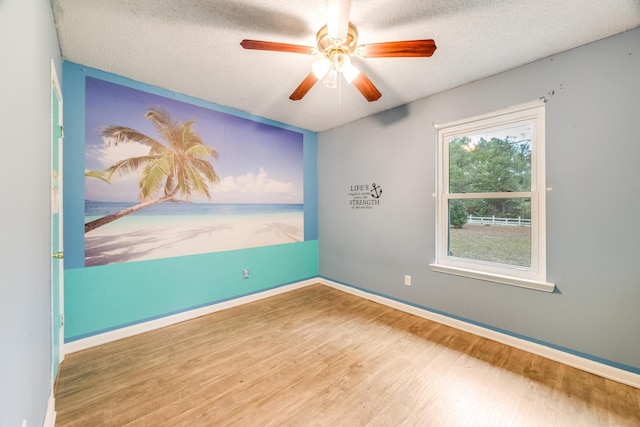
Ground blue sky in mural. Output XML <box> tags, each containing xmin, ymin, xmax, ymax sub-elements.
<box><xmin>85</xmin><ymin>77</ymin><xmax>303</xmax><ymax>204</ymax></box>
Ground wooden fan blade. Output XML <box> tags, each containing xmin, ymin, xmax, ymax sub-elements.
<box><xmin>351</xmin><ymin>73</ymin><xmax>382</xmax><ymax>102</ymax></box>
<box><xmin>240</xmin><ymin>40</ymin><xmax>315</xmax><ymax>55</ymax></box>
<box><xmin>289</xmin><ymin>72</ymin><xmax>319</xmax><ymax>101</ymax></box>
<box><xmin>361</xmin><ymin>39</ymin><xmax>437</xmax><ymax>58</ymax></box>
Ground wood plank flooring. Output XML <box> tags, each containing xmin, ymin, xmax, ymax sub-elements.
<box><xmin>55</xmin><ymin>284</ymin><xmax>640</xmax><ymax>426</ymax></box>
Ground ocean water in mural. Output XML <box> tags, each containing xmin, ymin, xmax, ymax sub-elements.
<box><xmin>84</xmin><ymin>77</ymin><xmax>304</xmax><ymax>266</ymax></box>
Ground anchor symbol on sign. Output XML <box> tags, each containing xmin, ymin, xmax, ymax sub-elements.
<box><xmin>371</xmin><ymin>183</ymin><xmax>383</xmax><ymax>199</ymax></box>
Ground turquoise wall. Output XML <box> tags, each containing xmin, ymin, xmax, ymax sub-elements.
<box><xmin>63</xmin><ymin>62</ymin><xmax>318</xmax><ymax>342</ymax></box>
<box><xmin>65</xmin><ymin>242</ymin><xmax>318</xmax><ymax>340</ymax></box>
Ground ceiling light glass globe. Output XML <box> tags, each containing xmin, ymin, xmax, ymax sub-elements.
<box><xmin>333</xmin><ymin>52</ymin><xmax>351</xmax><ymax>72</ymax></box>
<box><xmin>322</xmin><ymin>67</ymin><xmax>339</xmax><ymax>88</ymax></box>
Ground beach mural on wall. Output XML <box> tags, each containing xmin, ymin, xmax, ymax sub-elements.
<box><xmin>84</xmin><ymin>77</ymin><xmax>304</xmax><ymax>267</ymax></box>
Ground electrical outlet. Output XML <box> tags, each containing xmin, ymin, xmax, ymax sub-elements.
<box><xmin>404</xmin><ymin>275</ymin><xmax>411</xmax><ymax>286</ymax></box>
<box><xmin>242</xmin><ymin>269</ymin><xmax>250</xmax><ymax>279</ymax></box>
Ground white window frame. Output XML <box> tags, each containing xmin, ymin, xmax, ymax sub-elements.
<box><xmin>430</xmin><ymin>99</ymin><xmax>554</xmax><ymax>292</ymax></box>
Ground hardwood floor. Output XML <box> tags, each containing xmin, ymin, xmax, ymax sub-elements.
<box><xmin>55</xmin><ymin>284</ymin><xmax>640</xmax><ymax>426</ymax></box>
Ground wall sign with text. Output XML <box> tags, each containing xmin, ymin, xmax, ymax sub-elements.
<box><xmin>349</xmin><ymin>183</ymin><xmax>383</xmax><ymax>210</ymax></box>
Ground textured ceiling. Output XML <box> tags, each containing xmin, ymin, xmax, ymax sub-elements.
<box><xmin>52</xmin><ymin>0</ymin><xmax>640</xmax><ymax>132</ymax></box>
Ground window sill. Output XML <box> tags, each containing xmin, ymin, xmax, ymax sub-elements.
<box><xmin>429</xmin><ymin>263</ymin><xmax>555</xmax><ymax>293</ymax></box>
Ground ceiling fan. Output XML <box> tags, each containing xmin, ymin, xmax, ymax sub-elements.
<box><xmin>240</xmin><ymin>0</ymin><xmax>437</xmax><ymax>102</ymax></box>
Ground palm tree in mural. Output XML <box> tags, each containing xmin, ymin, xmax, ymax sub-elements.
<box><xmin>85</xmin><ymin>170</ymin><xmax>111</xmax><ymax>183</ymax></box>
<box><xmin>85</xmin><ymin>107</ymin><xmax>219</xmax><ymax>233</ymax></box>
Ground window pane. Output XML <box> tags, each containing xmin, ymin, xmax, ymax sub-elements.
<box><xmin>448</xmin><ymin>124</ymin><xmax>532</xmax><ymax>194</ymax></box>
<box><xmin>448</xmin><ymin>198</ymin><xmax>531</xmax><ymax>267</ymax></box>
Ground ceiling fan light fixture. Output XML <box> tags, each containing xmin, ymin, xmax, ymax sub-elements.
<box><xmin>333</xmin><ymin>51</ymin><xmax>351</xmax><ymax>72</ymax></box>
<box><xmin>342</xmin><ymin>63</ymin><xmax>360</xmax><ymax>84</ymax></box>
<box><xmin>312</xmin><ymin>57</ymin><xmax>332</xmax><ymax>79</ymax></box>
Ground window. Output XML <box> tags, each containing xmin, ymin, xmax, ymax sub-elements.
<box><xmin>431</xmin><ymin>99</ymin><xmax>554</xmax><ymax>292</ymax></box>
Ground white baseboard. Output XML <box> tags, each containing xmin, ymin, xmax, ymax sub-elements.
<box><xmin>43</xmin><ymin>395</ymin><xmax>56</xmax><ymax>427</ymax></box>
<box><xmin>63</xmin><ymin>276</ymin><xmax>639</xmax><ymax>389</ymax></box>
<box><xmin>64</xmin><ymin>279</ymin><xmax>317</xmax><ymax>354</ymax></box>
<box><xmin>317</xmin><ymin>278</ymin><xmax>640</xmax><ymax>389</ymax></box>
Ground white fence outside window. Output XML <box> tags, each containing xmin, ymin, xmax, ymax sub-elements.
<box><xmin>467</xmin><ymin>215</ymin><xmax>531</xmax><ymax>227</ymax></box>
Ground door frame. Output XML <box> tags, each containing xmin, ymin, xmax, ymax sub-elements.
<box><xmin>50</xmin><ymin>58</ymin><xmax>64</xmax><ymax>380</ymax></box>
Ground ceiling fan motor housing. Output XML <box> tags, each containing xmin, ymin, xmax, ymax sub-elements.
<box><xmin>316</xmin><ymin>22</ymin><xmax>359</xmax><ymax>63</ymax></box>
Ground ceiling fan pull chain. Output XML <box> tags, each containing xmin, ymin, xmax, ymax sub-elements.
<box><xmin>336</xmin><ymin>74</ymin><xmax>342</xmax><ymax>110</ymax></box>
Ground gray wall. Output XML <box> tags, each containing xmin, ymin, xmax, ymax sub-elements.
<box><xmin>319</xmin><ymin>28</ymin><xmax>640</xmax><ymax>371</ymax></box>
<box><xmin>0</xmin><ymin>0</ymin><xmax>62</xmax><ymax>425</ymax></box>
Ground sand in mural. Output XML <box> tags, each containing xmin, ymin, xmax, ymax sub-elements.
<box><xmin>84</xmin><ymin>77</ymin><xmax>304</xmax><ymax>267</ymax></box>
